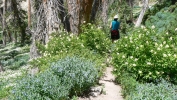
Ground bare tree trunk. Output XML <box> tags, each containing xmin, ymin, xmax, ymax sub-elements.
<box><xmin>0</xmin><ymin>62</ymin><xmax>4</xmax><ymax>72</ymax></box>
<box><xmin>90</xmin><ymin>0</ymin><xmax>101</xmax><ymax>22</ymax></box>
<box><xmin>0</xmin><ymin>10</ymin><xmax>2</xmax><ymax>27</ymax></box>
<box><xmin>30</xmin><ymin>0</ymin><xmax>61</xmax><ymax>59</ymax></box>
<box><xmin>102</xmin><ymin>0</ymin><xmax>108</xmax><ymax>25</ymax></box>
<box><xmin>11</xmin><ymin>0</ymin><xmax>26</xmax><ymax>45</ymax></box>
<box><xmin>14</xmin><ymin>31</ymin><xmax>17</xmax><ymax>44</ymax></box>
<box><xmin>2</xmin><ymin>0</ymin><xmax>7</xmax><ymax>46</ymax></box>
<box><xmin>67</xmin><ymin>0</ymin><xmax>80</xmax><ymax>34</ymax></box>
<box><xmin>135</xmin><ymin>0</ymin><xmax>149</xmax><ymax>27</ymax></box>
<box><xmin>28</xmin><ymin>0</ymin><xmax>31</xmax><ymax>28</ymax></box>
<box><xmin>83</xmin><ymin>0</ymin><xmax>94</xmax><ymax>23</ymax></box>
<box><xmin>59</xmin><ymin>0</ymin><xmax>71</xmax><ymax>32</ymax></box>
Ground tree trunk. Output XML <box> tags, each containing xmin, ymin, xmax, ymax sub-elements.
<box><xmin>102</xmin><ymin>0</ymin><xmax>109</xmax><ymax>25</ymax></box>
<box><xmin>2</xmin><ymin>0</ymin><xmax>7</xmax><ymax>46</ymax></box>
<box><xmin>135</xmin><ymin>0</ymin><xmax>149</xmax><ymax>27</ymax></box>
<box><xmin>28</xmin><ymin>0</ymin><xmax>31</xmax><ymax>28</ymax></box>
<box><xmin>83</xmin><ymin>0</ymin><xmax>94</xmax><ymax>23</ymax></box>
<box><xmin>90</xmin><ymin>0</ymin><xmax>101</xmax><ymax>22</ymax></box>
<box><xmin>30</xmin><ymin>0</ymin><xmax>61</xmax><ymax>59</ymax></box>
<box><xmin>67</xmin><ymin>0</ymin><xmax>80</xmax><ymax>34</ymax></box>
<box><xmin>59</xmin><ymin>0</ymin><xmax>71</xmax><ymax>32</ymax></box>
<box><xmin>14</xmin><ymin>31</ymin><xmax>17</xmax><ymax>44</ymax></box>
<box><xmin>11</xmin><ymin>0</ymin><xmax>26</xmax><ymax>45</ymax></box>
<box><xmin>0</xmin><ymin>62</ymin><xmax>4</xmax><ymax>72</ymax></box>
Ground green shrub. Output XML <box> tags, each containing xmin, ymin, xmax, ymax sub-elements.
<box><xmin>50</xmin><ymin>56</ymin><xmax>98</xmax><ymax>96</ymax></box>
<box><xmin>80</xmin><ymin>23</ymin><xmax>111</xmax><ymax>55</ymax></box>
<box><xmin>10</xmin><ymin>56</ymin><xmax>98</xmax><ymax>99</ymax></box>
<box><xmin>112</xmin><ymin>27</ymin><xmax>177</xmax><ymax>83</ymax></box>
<box><xmin>145</xmin><ymin>4</ymin><xmax>177</xmax><ymax>34</ymax></box>
<box><xmin>127</xmin><ymin>80</ymin><xmax>177</xmax><ymax>100</ymax></box>
<box><xmin>32</xmin><ymin>31</ymin><xmax>106</xmax><ymax>75</ymax></box>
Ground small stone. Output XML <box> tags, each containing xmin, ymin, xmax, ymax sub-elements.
<box><xmin>90</xmin><ymin>92</ymin><xmax>98</xmax><ymax>97</ymax></box>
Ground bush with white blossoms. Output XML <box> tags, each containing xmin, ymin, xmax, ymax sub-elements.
<box><xmin>112</xmin><ymin>27</ymin><xmax>177</xmax><ymax>83</ymax></box>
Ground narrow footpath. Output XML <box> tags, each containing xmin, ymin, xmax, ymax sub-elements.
<box><xmin>79</xmin><ymin>66</ymin><xmax>124</xmax><ymax>100</ymax></box>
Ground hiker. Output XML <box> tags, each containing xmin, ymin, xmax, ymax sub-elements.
<box><xmin>110</xmin><ymin>15</ymin><xmax>120</xmax><ymax>43</ymax></box>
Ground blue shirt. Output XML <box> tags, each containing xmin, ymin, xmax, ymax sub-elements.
<box><xmin>111</xmin><ymin>20</ymin><xmax>120</xmax><ymax>30</ymax></box>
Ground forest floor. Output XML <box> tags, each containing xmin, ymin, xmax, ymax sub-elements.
<box><xmin>79</xmin><ymin>65</ymin><xmax>123</xmax><ymax>100</ymax></box>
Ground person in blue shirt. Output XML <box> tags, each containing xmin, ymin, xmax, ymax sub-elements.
<box><xmin>110</xmin><ymin>15</ymin><xmax>120</xmax><ymax>43</ymax></box>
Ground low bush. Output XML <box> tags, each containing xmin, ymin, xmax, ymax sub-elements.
<box><xmin>127</xmin><ymin>79</ymin><xmax>177</xmax><ymax>100</ymax></box>
<box><xmin>80</xmin><ymin>23</ymin><xmax>111</xmax><ymax>55</ymax></box>
<box><xmin>112</xmin><ymin>27</ymin><xmax>177</xmax><ymax>83</ymax></box>
<box><xmin>32</xmin><ymin>30</ymin><xmax>106</xmax><ymax>75</ymax></box>
<box><xmin>10</xmin><ymin>56</ymin><xmax>98</xmax><ymax>99</ymax></box>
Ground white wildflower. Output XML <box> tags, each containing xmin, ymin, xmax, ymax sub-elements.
<box><xmin>149</xmin><ymin>72</ymin><xmax>152</xmax><ymax>75</ymax></box>
<box><xmin>135</xmin><ymin>58</ymin><xmax>138</xmax><ymax>61</ymax></box>
<box><xmin>125</xmin><ymin>62</ymin><xmax>128</xmax><ymax>65</ymax></box>
<box><xmin>138</xmin><ymin>34</ymin><xmax>141</xmax><ymax>38</ymax></box>
<box><xmin>155</xmin><ymin>43</ymin><xmax>158</xmax><ymax>46</ymax></box>
<box><xmin>160</xmin><ymin>44</ymin><xmax>163</xmax><ymax>47</ymax></box>
<box><xmin>151</xmin><ymin>25</ymin><xmax>155</xmax><ymax>29</ymax></box>
<box><xmin>175</xmin><ymin>28</ymin><xmax>177</xmax><ymax>31</ymax></box>
<box><xmin>130</xmin><ymin>56</ymin><xmax>133</xmax><ymax>59</ymax></box>
<box><xmin>98</xmin><ymin>26</ymin><xmax>102</xmax><ymax>29</ymax></box>
<box><xmin>140</xmin><ymin>45</ymin><xmax>143</xmax><ymax>48</ymax></box>
<box><xmin>168</xmin><ymin>54</ymin><xmax>171</xmax><ymax>56</ymax></box>
<box><xmin>169</xmin><ymin>37</ymin><xmax>172</xmax><ymax>40</ymax></box>
<box><xmin>163</xmin><ymin>54</ymin><xmax>167</xmax><ymax>57</ymax></box>
<box><xmin>125</xmin><ymin>36</ymin><xmax>128</xmax><ymax>39</ymax></box>
<box><xmin>132</xmin><ymin>64</ymin><xmax>136</xmax><ymax>67</ymax></box>
<box><xmin>136</xmin><ymin>47</ymin><xmax>139</xmax><ymax>49</ymax></box>
<box><xmin>122</xmin><ymin>55</ymin><xmax>126</xmax><ymax>58</ymax></box>
<box><xmin>141</xmin><ymin>25</ymin><xmax>145</xmax><ymax>29</ymax></box>
<box><xmin>138</xmin><ymin>71</ymin><xmax>142</xmax><ymax>74</ymax></box>
<box><xmin>174</xmin><ymin>54</ymin><xmax>177</xmax><ymax>58</ymax></box>
<box><xmin>147</xmin><ymin>62</ymin><xmax>151</xmax><ymax>65</ymax></box>
<box><xmin>157</xmin><ymin>47</ymin><xmax>161</xmax><ymax>50</ymax></box>
<box><xmin>154</xmin><ymin>52</ymin><xmax>157</xmax><ymax>54</ymax></box>
<box><xmin>163</xmin><ymin>41</ymin><xmax>166</xmax><ymax>44</ymax></box>
<box><xmin>146</xmin><ymin>41</ymin><xmax>149</xmax><ymax>44</ymax></box>
<box><xmin>150</xmin><ymin>50</ymin><xmax>154</xmax><ymax>53</ymax></box>
<box><xmin>156</xmin><ymin>71</ymin><xmax>160</xmax><ymax>75</ymax></box>
<box><xmin>166</xmin><ymin>32</ymin><xmax>169</xmax><ymax>35</ymax></box>
<box><xmin>165</xmin><ymin>45</ymin><xmax>169</xmax><ymax>48</ymax></box>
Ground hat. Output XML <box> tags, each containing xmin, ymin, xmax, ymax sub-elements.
<box><xmin>114</xmin><ymin>15</ymin><xmax>118</xmax><ymax>19</ymax></box>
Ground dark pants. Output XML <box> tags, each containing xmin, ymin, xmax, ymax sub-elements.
<box><xmin>111</xmin><ymin>30</ymin><xmax>120</xmax><ymax>40</ymax></box>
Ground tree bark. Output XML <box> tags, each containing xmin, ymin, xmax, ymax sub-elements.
<box><xmin>59</xmin><ymin>0</ymin><xmax>71</xmax><ymax>32</ymax></box>
<box><xmin>90</xmin><ymin>0</ymin><xmax>101</xmax><ymax>22</ymax></box>
<box><xmin>102</xmin><ymin>0</ymin><xmax>109</xmax><ymax>25</ymax></box>
<box><xmin>135</xmin><ymin>0</ymin><xmax>149</xmax><ymax>27</ymax></box>
<box><xmin>2</xmin><ymin>0</ymin><xmax>7</xmax><ymax>46</ymax></box>
<box><xmin>67</xmin><ymin>0</ymin><xmax>80</xmax><ymax>34</ymax></box>
<box><xmin>28</xmin><ymin>0</ymin><xmax>31</xmax><ymax>28</ymax></box>
<box><xmin>30</xmin><ymin>0</ymin><xmax>61</xmax><ymax>59</ymax></box>
<box><xmin>0</xmin><ymin>62</ymin><xmax>4</xmax><ymax>72</ymax></box>
<box><xmin>83</xmin><ymin>0</ymin><xmax>94</xmax><ymax>23</ymax></box>
<box><xmin>11</xmin><ymin>0</ymin><xmax>26</xmax><ymax>45</ymax></box>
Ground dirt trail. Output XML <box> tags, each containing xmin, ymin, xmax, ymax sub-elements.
<box><xmin>79</xmin><ymin>67</ymin><xmax>124</xmax><ymax>100</ymax></box>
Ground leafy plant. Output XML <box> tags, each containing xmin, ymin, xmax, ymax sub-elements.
<box><xmin>112</xmin><ymin>27</ymin><xmax>177</xmax><ymax>83</ymax></box>
<box><xmin>10</xmin><ymin>56</ymin><xmax>98</xmax><ymax>99</ymax></box>
<box><xmin>80</xmin><ymin>23</ymin><xmax>111</xmax><ymax>55</ymax></box>
<box><xmin>127</xmin><ymin>79</ymin><xmax>177</xmax><ymax>100</ymax></box>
